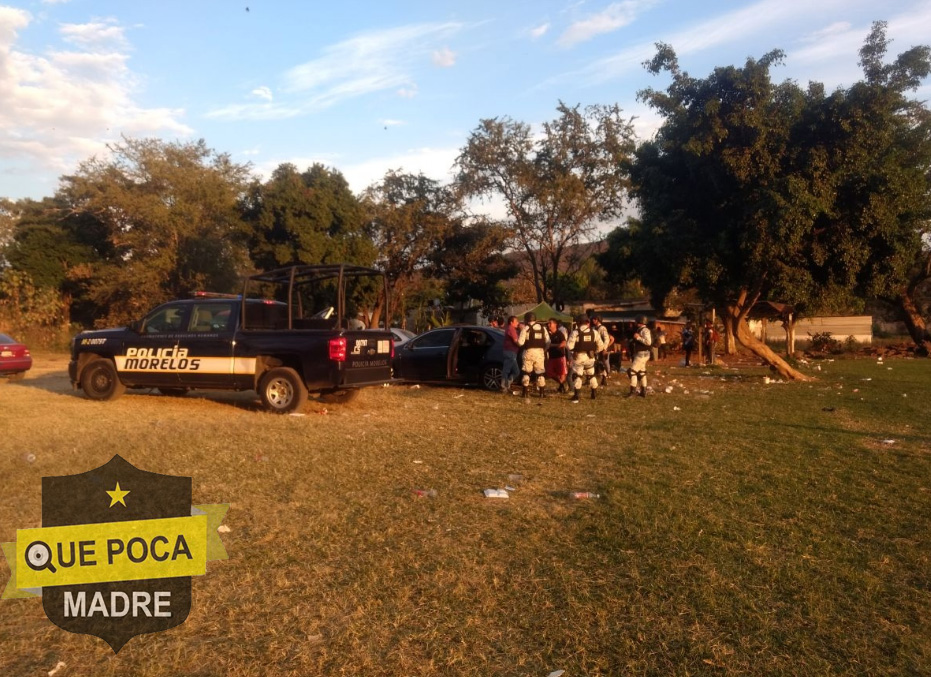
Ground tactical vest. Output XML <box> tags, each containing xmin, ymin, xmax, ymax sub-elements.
<box><xmin>525</xmin><ymin>323</ymin><xmax>547</xmax><ymax>349</ymax></box>
<box><xmin>574</xmin><ymin>326</ymin><xmax>597</xmax><ymax>353</ymax></box>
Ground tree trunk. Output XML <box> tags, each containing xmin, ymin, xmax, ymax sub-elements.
<box><xmin>725</xmin><ymin>303</ymin><xmax>812</xmax><ymax>381</ymax></box>
<box><xmin>722</xmin><ymin>315</ymin><xmax>736</xmax><ymax>355</ymax></box>
<box><xmin>898</xmin><ymin>286</ymin><xmax>931</xmax><ymax>356</ymax></box>
<box><xmin>783</xmin><ymin>312</ymin><xmax>796</xmax><ymax>356</ymax></box>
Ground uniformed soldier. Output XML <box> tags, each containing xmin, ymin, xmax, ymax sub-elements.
<box><xmin>566</xmin><ymin>314</ymin><xmax>605</xmax><ymax>403</ymax></box>
<box><xmin>517</xmin><ymin>311</ymin><xmax>549</xmax><ymax>399</ymax></box>
<box><xmin>591</xmin><ymin>315</ymin><xmax>614</xmax><ymax>385</ymax></box>
<box><xmin>626</xmin><ymin>315</ymin><xmax>653</xmax><ymax>398</ymax></box>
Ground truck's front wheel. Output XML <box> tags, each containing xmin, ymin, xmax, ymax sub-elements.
<box><xmin>81</xmin><ymin>359</ymin><xmax>127</xmax><ymax>401</ymax></box>
<box><xmin>258</xmin><ymin>367</ymin><xmax>308</xmax><ymax>413</ymax></box>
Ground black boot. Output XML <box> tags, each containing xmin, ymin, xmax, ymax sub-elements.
<box><xmin>538</xmin><ymin>386</ymin><xmax>546</xmax><ymax>399</ymax></box>
<box><xmin>591</xmin><ymin>387</ymin><xmax>597</xmax><ymax>400</ymax></box>
<box><xmin>639</xmin><ymin>386</ymin><xmax>647</xmax><ymax>398</ymax></box>
<box><xmin>522</xmin><ymin>385</ymin><xmax>530</xmax><ymax>399</ymax></box>
<box><xmin>570</xmin><ymin>389</ymin><xmax>580</xmax><ymax>403</ymax></box>
<box><xmin>624</xmin><ymin>386</ymin><xmax>636</xmax><ymax>398</ymax></box>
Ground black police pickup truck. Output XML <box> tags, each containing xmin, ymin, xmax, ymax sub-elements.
<box><xmin>69</xmin><ymin>264</ymin><xmax>394</xmax><ymax>413</ymax></box>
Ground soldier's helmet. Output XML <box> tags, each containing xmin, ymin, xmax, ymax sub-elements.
<box><xmin>635</xmin><ymin>315</ymin><xmax>648</xmax><ymax>325</ymax></box>
<box><xmin>524</xmin><ymin>311</ymin><xmax>536</xmax><ymax>323</ymax></box>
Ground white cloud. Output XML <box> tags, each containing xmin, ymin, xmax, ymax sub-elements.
<box><xmin>251</xmin><ymin>86</ymin><xmax>273</xmax><ymax>101</ymax></box>
<box><xmin>560</xmin><ymin>0</ymin><xmax>854</xmax><ymax>85</ymax></box>
<box><xmin>381</xmin><ymin>119</ymin><xmax>404</xmax><ymax>127</ymax></box>
<box><xmin>59</xmin><ymin>19</ymin><xmax>129</xmax><ymax>51</ymax></box>
<box><xmin>432</xmin><ymin>46</ymin><xmax>456</xmax><ymax>67</ymax></box>
<box><xmin>207</xmin><ymin>22</ymin><xmax>462</xmax><ymax>121</ymax></box>
<box><xmin>340</xmin><ymin>146</ymin><xmax>461</xmax><ymax>193</ymax></box>
<box><xmin>529</xmin><ymin>23</ymin><xmax>549</xmax><ymax>39</ymax></box>
<box><xmin>397</xmin><ymin>83</ymin><xmax>418</xmax><ymax>98</ymax></box>
<box><xmin>0</xmin><ymin>10</ymin><xmax>191</xmax><ymax>197</ymax></box>
<box><xmin>558</xmin><ymin>0</ymin><xmax>658</xmax><ymax>48</ymax></box>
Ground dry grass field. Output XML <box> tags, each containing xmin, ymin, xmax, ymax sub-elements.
<box><xmin>1</xmin><ymin>352</ymin><xmax>930</xmax><ymax>676</ymax></box>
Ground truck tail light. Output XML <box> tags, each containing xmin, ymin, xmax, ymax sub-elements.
<box><xmin>329</xmin><ymin>337</ymin><xmax>347</xmax><ymax>362</ymax></box>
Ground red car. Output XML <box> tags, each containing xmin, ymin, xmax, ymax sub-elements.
<box><xmin>0</xmin><ymin>333</ymin><xmax>32</xmax><ymax>380</ymax></box>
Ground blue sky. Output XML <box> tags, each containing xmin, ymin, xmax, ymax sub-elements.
<box><xmin>2</xmin><ymin>0</ymin><xmax>930</xmax><ymax>201</ymax></box>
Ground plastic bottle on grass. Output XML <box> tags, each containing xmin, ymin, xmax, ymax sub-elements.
<box><xmin>571</xmin><ymin>491</ymin><xmax>600</xmax><ymax>499</ymax></box>
<box><xmin>413</xmin><ymin>489</ymin><xmax>438</xmax><ymax>498</ymax></box>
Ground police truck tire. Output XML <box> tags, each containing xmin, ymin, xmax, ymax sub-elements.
<box><xmin>81</xmin><ymin>359</ymin><xmax>126</xmax><ymax>401</ymax></box>
<box><xmin>258</xmin><ymin>367</ymin><xmax>307</xmax><ymax>413</ymax></box>
<box><xmin>481</xmin><ymin>365</ymin><xmax>503</xmax><ymax>391</ymax></box>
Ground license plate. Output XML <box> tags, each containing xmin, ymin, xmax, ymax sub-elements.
<box><xmin>0</xmin><ymin>351</ymin><xmax>12</xmax><ymax>357</ymax></box>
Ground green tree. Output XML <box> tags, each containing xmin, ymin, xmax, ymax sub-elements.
<box><xmin>431</xmin><ymin>219</ymin><xmax>517</xmax><ymax>315</ymax></box>
<box><xmin>362</xmin><ymin>171</ymin><xmax>458</xmax><ymax>327</ymax></box>
<box><xmin>604</xmin><ymin>23</ymin><xmax>930</xmax><ymax>379</ymax></box>
<box><xmin>240</xmin><ymin>163</ymin><xmax>374</xmax><ymax>271</ymax></box>
<box><xmin>59</xmin><ymin>137</ymin><xmax>253</xmax><ymax>325</ymax></box>
<box><xmin>455</xmin><ymin>102</ymin><xmax>635</xmax><ymax>306</ymax></box>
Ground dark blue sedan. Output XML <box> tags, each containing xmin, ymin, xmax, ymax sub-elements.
<box><xmin>392</xmin><ymin>325</ymin><xmax>504</xmax><ymax>390</ymax></box>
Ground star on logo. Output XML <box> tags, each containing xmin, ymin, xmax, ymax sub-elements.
<box><xmin>106</xmin><ymin>482</ymin><xmax>130</xmax><ymax>508</ymax></box>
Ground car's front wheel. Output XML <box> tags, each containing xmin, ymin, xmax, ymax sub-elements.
<box><xmin>258</xmin><ymin>367</ymin><xmax>308</xmax><ymax>413</ymax></box>
<box><xmin>481</xmin><ymin>365</ymin><xmax>503</xmax><ymax>391</ymax></box>
<box><xmin>81</xmin><ymin>359</ymin><xmax>127</xmax><ymax>401</ymax></box>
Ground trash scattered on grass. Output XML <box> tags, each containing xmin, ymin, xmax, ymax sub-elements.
<box><xmin>888</xmin><ymin>367</ymin><xmax>893</xmax><ymax>371</ymax></box>
<box><xmin>505</xmin><ymin>485</ymin><xmax>517</xmax><ymax>492</ymax></box>
<box><xmin>411</xmin><ymin>384</ymin><xmax>421</xmax><ymax>389</ymax></box>
<box><xmin>548</xmin><ymin>671</ymin><xmax>566</xmax><ymax>677</ymax></box>
<box><xmin>24</xmin><ymin>453</ymin><xmax>35</xmax><ymax>463</ymax></box>
<box><xmin>664</xmin><ymin>386</ymin><xmax>674</xmax><ymax>393</ymax></box>
<box><xmin>48</xmin><ymin>662</ymin><xmax>66</xmax><ymax>677</ymax></box>
<box><xmin>254</xmin><ymin>454</ymin><xmax>269</xmax><ymax>462</ymax></box>
<box><xmin>453</xmin><ymin>394</ymin><xmax>464</xmax><ymax>399</ymax></box>
<box><xmin>413</xmin><ymin>459</ymin><xmax>423</xmax><ymax>464</ymax></box>
<box><xmin>413</xmin><ymin>489</ymin><xmax>438</xmax><ymax>498</ymax></box>
<box><xmin>822</xmin><ymin>407</ymin><xmax>836</xmax><ymax>412</ymax></box>
<box><xmin>862</xmin><ymin>378</ymin><xmax>872</xmax><ymax>381</ymax></box>
<box><xmin>289</xmin><ymin>412</ymin><xmax>306</xmax><ymax>417</ymax></box>
<box><xmin>815</xmin><ymin>365</ymin><xmax>822</xmax><ymax>371</ymax></box>
<box><xmin>585</xmin><ymin>413</ymin><xmax>596</xmax><ymax>418</ymax></box>
<box><xmin>571</xmin><ymin>491</ymin><xmax>600</xmax><ymax>499</ymax></box>
<box><xmin>483</xmin><ymin>488</ymin><xmax>509</xmax><ymax>499</ymax></box>
<box><xmin>673</xmin><ymin>406</ymin><xmax>681</xmax><ymax>411</ymax></box>
<box><xmin>902</xmin><ymin>393</ymin><xmax>908</xmax><ymax>398</ymax></box>
<box><xmin>217</xmin><ymin>525</ymin><xmax>231</xmax><ymax>534</ymax></box>
<box><xmin>507</xmin><ymin>473</ymin><xmax>525</xmax><ymax>484</ymax></box>
<box><xmin>881</xmin><ymin>439</ymin><xmax>896</xmax><ymax>445</ymax></box>
<box><xmin>317</xmin><ymin>409</ymin><xmax>328</xmax><ymax>415</ymax></box>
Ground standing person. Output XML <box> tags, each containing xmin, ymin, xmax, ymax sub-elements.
<box><xmin>591</xmin><ymin>315</ymin><xmax>614</xmax><ymax>385</ymax></box>
<box><xmin>626</xmin><ymin>316</ymin><xmax>653</xmax><ymax>398</ymax></box>
<box><xmin>702</xmin><ymin>319</ymin><xmax>719</xmax><ymax>365</ymax></box>
<box><xmin>517</xmin><ymin>311</ymin><xmax>549</xmax><ymax>399</ymax></box>
<box><xmin>545</xmin><ymin>319</ymin><xmax>569</xmax><ymax>393</ymax></box>
<box><xmin>655</xmin><ymin>322</ymin><xmax>667</xmax><ymax>359</ymax></box>
<box><xmin>500</xmin><ymin>315</ymin><xmax>521</xmax><ymax>393</ymax></box>
<box><xmin>567</xmin><ymin>315</ymin><xmax>606</xmax><ymax>403</ymax></box>
<box><xmin>681</xmin><ymin>321</ymin><xmax>696</xmax><ymax>367</ymax></box>
<box><xmin>647</xmin><ymin>320</ymin><xmax>660</xmax><ymax>362</ymax></box>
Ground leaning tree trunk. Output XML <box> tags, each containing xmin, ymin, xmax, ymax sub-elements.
<box><xmin>722</xmin><ymin>317</ymin><xmax>737</xmax><ymax>355</ymax></box>
<box><xmin>725</xmin><ymin>302</ymin><xmax>812</xmax><ymax>381</ymax></box>
<box><xmin>897</xmin><ymin>285</ymin><xmax>931</xmax><ymax>356</ymax></box>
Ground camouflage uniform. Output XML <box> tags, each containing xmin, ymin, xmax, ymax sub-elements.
<box><xmin>567</xmin><ymin>320</ymin><xmax>606</xmax><ymax>402</ymax></box>
<box><xmin>518</xmin><ymin>318</ymin><xmax>549</xmax><ymax>397</ymax></box>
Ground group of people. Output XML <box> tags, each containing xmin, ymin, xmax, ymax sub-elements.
<box><xmin>495</xmin><ymin>312</ymin><xmax>723</xmax><ymax>403</ymax></box>
<box><xmin>498</xmin><ymin>312</ymin><xmax>656</xmax><ymax>403</ymax></box>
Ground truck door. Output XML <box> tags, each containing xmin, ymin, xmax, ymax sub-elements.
<box><xmin>116</xmin><ymin>302</ymin><xmax>190</xmax><ymax>387</ymax></box>
<box><xmin>177</xmin><ymin>301</ymin><xmax>238</xmax><ymax>388</ymax></box>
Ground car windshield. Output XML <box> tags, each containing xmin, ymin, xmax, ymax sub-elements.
<box><xmin>0</xmin><ymin>333</ymin><xmax>15</xmax><ymax>344</ymax></box>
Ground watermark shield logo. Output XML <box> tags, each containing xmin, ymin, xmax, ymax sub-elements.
<box><xmin>41</xmin><ymin>455</ymin><xmax>191</xmax><ymax>652</ymax></box>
